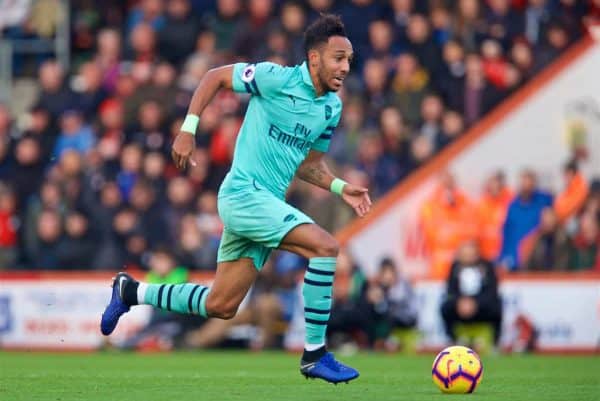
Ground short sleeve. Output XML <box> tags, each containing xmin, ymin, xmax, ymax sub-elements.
<box><xmin>231</xmin><ymin>62</ymin><xmax>290</xmax><ymax>97</ymax></box>
<box><xmin>311</xmin><ymin>103</ymin><xmax>342</xmax><ymax>153</ymax></box>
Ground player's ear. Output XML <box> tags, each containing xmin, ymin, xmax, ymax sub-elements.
<box><xmin>308</xmin><ymin>48</ymin><xmax>320</xmax><ymax>69</ymax></box>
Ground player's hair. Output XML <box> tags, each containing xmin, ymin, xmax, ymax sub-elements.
<box><xmin>303</xmin><ymin>14</ymin><xmax>347</xmax><ymax>59</ymax></box>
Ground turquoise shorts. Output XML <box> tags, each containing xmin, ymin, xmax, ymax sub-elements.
<box><xmin>217</xmin><ymin>176</ymin><xmax>314</xmax><ymax>270</ymax></box>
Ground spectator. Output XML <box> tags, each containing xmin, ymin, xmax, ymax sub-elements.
<box><xmin>430</xmin><ymin>6</ymin><xmax>452</xmax><ymax>46</ymax></box>
<box><xmin>441</xmin><ymin>241</ymin><xmax>502</xmax><ymax>345</ymax></box>
<box><xmin>568</xmin><ymin>212</ymin><xmax>600</xmax><ymax>270</ymax></box>
<box><xmin>436</xmin><ymin>40</ymin><xmax>465</xmax><ymax>97</ymax></box>
<box><xmin>338</xmin><ymin>0</ymin><xmax>382</xmax><ymax>67</ymax></box>
<box><xmin>436</xmin><ymin>110</ymin><xmax>465</xmax><ymax>149</ymax></box>
<box><xmin>387</xmin><ymin>0</ymin><xmax>414</xmax><ymax>35</ymax></box>
<box><xmin>52</xmin><ymin>110</ymin><xmax>96</xmax><ymax>160</ymax></box>
<box><xmin>477</xmin><ymin>171</ymin><xmax>513</xmax><ymax>261</ymax></box>
<box><xmin>76</xmin><ymin>62</ymin><xmax>108</xmax><ymax>118</ymax></box>
<box><xmin>554</xmin><ymin>160</ymin><xmax>589</xmax><ymax>223</ymax></box>
<box><xmin>420</xmin><ymin>172</ymin><xmax>478</xmax><ymax>279</ymax></box>
<box><xmin>143</xmin><ymin>152</ymin><xmax>167</xmax><ymax>196</ymax></box>
<box><xmin>408</xmin><ymin>133</ymin><xmax>434</xmax><ymax>170</ymax></box>
<box><xmin>91</xmin><ymin>181</ymin><xmax>123</xmax><ymax>259</ymax></box>
<box><xmin>177</xmin><ymin>213</ymin><xmax>217</xmax><ymax>270</ymax></box>
<box><xmin>533</xmin><ymin>22</ymin><xmax>571</xmax><ymax>73</ymax></box>
<box><xmin>524</xmin><ymin>0</ymin><xmax>553</xmax><ymax>46</ymax></box>
<box><xmin>361</xmin><ymin>58</ymin><xmax>392</xmax><ymax>122</ymax></box>
<box><xmin>126</xmin><ymin>22</ymin><xmax>159</xmax><ymax>63</ymax></box>
<box><xmin>158</xmin><ymin>0</ymin><xmax>200</xmax><ymax>66</ymax></box>
<box><xmin>391</xmin><ymin>53</ymin><xmax>429</xmax><ymax>126</ymax></box>
<box><xmin>510</xmin><ymin>39</ymin><xmax>535</xmax><ymax>82</ymax></box>
<box><xmin>480</xmin><ymin>39</ymin><xmax>511</xmax><ymax>90</ymax></box>
<box><xmin>8</xmin><ymin>137</ymin><xmax>45</xmax><ymax>207</ymax></box>
<box><xmin>116</xmin><ymin>144</ymin><xmax>143</xmax><ymax>200</ymax></box>
<box><xmin>418</xmin><ymin>94</ymin><xmax>444</xmax><ymax>147</ymax></box>
<box><xmin>126</xmin><ymin>0</ymin><xmax>165</xmax><ymax>34</ymax></box>
<box><xmin>128</xmin><ymin>99</ymin><xmax>168</xmax><ymax>154</ymax></box>
<box><xmin>484</xmin><ymin>0</ymin><xmax>524</xmax><ymax>48</ymax></box>
<box><xmin>109</xmin><ymin>207</ymin><xmax>143</xmax><ymax>269</ymax></box>
<box><xmin>329</xmin><ymin>98</ymin><xmax>365</xmax><ymax>165</ymax></box>
<box><xmin>379</xmin><ymin>106</ymin><xmax>411</xmax><ymax>165</ymax></box>
<box><xmin>406</xmin><ymin>14</ymin><xmax>442</xmax><ymax>71</ymax></box>
<box><xmin>280</xmin><ymin>1</ymin><xmax>307</xmax><ymax>64</ymax></box>
<box><xmin>521</xmin><ymin>207</ymin><xmax>570</xmax><ymax>270</ymax></box>
<box><xmin>30</xmin><ymin>209</ymin><xmax>63</xmax><ymax>269</ymax></box>
<box><xmin>129</xmin><ymin>179</ymin><xmax>166</xmax><ymax>247</ymax></box>
<box><xmin>499</xmin><ymin>169</ymin><xmax>553</xmax><ymax>270</ymax></box>
<box><xmin>356</xmin><ymin>132</ymin><xmax>402</xmax><ymax>197</ymax></box>
<box><xmin>553</xmin><ymin>0</ymin><xmax>586</xmax><ymax>39</ymax></box>
<box><xmin>366</xmin><ymin>257</ymin><xmax>418</xmax><ymax>348</ymax></box>
<box><xmin>329</xmin><ymin>253</ymin><xmax>417</xmax><ymax>349</ymax></box>
<box><xmin>202</xmin><ymin>0</ymin><xmax>242</xmax><ymax>55</ymax></box>
<box><xmin>367</xmin><ymin>19</ymin><xmax>397</xmax><ymax>64</ymax></box>
<box><xmin>22</xmin><ymin>105</ymin><xmax>57</xmax><ymax>165</ymax></box>
<box><xmin>232</xmin><ymin>0</ymin><xmax>276</xmax><ymax>60</ymax></box>
<box><xmin>36</xmin><ymin>61</ymin><xmax>79</xmax><ymax>119</ymax></box>
<box><xmin>0</xmin><ymin>184</ymin><xmax>18</xmax><ymax>268</ymax></box>
<box><xmin>22</xmin><ymin>181</ymin><xmax>64</xmax><ymax>259</ymax></box>
<box><xmin>453</xmin><ymin>0</ymin><xmax>486</xmax><ymax>52</ymax></box>
<box><xmin>94</xmin><ymin>28</ymin><xmax>122</xmax><ymax>94</ymax></box>
<box><xmin>56</xmin><ymin>212</ymin><xmax>97</xmax><ymax>269</ymax></box>
<box><xmin>196</xmin><ymin>191</ymin><xmax>222</xmax><ymax>240</ymax></box>
<box><xmin>462</xmin><ymin>53</ymin><xmax>501</xmax><ymax>125</ymax></box>
<box><xmin>164</xmin><ymin>177</ymin><xmax>193</xmax><ymax>239</ymax></box>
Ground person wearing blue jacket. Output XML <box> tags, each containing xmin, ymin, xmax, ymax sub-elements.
<box><xmin>498</xmin><ymin>169</ymin><xmax>553</xmax><ymax>270</ymax></box>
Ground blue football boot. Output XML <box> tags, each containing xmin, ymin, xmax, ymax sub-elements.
<box><xmin>300</xmin><ymin>352</ymin><xmax>360</xmax><ymax>384</ymax></box>
<box><xmin>100</xmin><ymin>272</ymin><xmax>135</xmax><ymax>335</ymax></box>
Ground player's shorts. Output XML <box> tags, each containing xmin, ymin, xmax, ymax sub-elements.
<box><xmin>217</xmin><ymin>177</ymin><xmax>314</xmax><ymax>270</ymax></box>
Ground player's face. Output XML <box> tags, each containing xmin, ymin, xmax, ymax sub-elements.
<box><xmin>317</xmin><ymin>36</ymin><xmax>353</xmax><ymax>92</ymax></box>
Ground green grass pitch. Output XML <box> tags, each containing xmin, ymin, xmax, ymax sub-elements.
<box><xmin>1</xmin><ymin>351</ymin><xmax>599</xmax><ymax>401</ymax></box>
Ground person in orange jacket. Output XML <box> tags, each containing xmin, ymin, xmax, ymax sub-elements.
<box><xmin>477</xmin><ymin>171</ymin><xmax>513</xmax><ymax>261</ymax></box>
<box><xmin>420</xmin><ymin>172</ymin><xmax>478</xmax><ymax>279</ymax></box>
<box><xmin>554</xmin><ymin>160</ymin><xmax>588</xmax><ymax>223</ymax></box>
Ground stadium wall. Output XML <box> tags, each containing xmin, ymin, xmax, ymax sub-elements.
<box><xmin>337</xmin><ymin>35</ymin><xmax>600</xmax><ymax>278</ymax></box>
<box><xmin>1</xmin><ymin>271</ymin><xmax>598</xmax><ymax>353</ymax></box>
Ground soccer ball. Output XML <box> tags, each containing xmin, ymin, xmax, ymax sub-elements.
<box><xmin>432</xmin><ymin>345</ymin><xmax>483</xmax><ymax>394</ymax></box>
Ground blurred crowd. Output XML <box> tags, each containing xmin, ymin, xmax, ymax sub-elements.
<box><xmin>420</xmin><ymin>162</ymin><xmax>600</xmax><ymax>279</ymax></box>
<box><xmin>0</xmin><ymin>0</ymin><xmax>598</xmax><ymax>273</ymax></box>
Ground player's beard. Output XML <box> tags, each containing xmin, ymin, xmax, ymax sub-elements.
<box><xmin>319</xmin><ymin>70</ymin><xmax>338</xmax><ymax>92</ymax></box>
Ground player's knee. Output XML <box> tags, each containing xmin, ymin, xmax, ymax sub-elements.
<box><xmin>206</xmin><ymin>297</ymin><xmax>238</xmax><ymax>320</ymax></box>
<box><xmin>314</xmin><ymin>236</ymin><xmax>339</xmax><ymax>257</ymax></box>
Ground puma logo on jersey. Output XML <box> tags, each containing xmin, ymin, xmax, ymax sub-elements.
<box><xmin>325</xmin><ymin>105</ymin><xmax>332</xmax><ymax>120</ymax></box>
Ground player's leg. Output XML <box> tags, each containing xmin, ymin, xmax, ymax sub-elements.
<box><xmin>141</xmin><ymin>257</ymin><xmax>257</xmax><ymax>318</ymax></box>
<box><xmin>278</xmin><ymin>223</ymin><xmax>360</xmax><ymax>383</ymax></box>
<box><xmin>100</xmin><ymin>256</ymin><xmax>258</xmax><ymax>336</ymax></box>
<box><xmin>279</xmin><ymin>223</ymin><xmax>338</xmax><ymax>349</ymax></box>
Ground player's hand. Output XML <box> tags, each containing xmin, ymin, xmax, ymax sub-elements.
<box><xmin>457</xmin><ymin>297</ymin><xmax>477</xmax><ymax>319</ymax></box>
<box><xmin>341</xmin><ymin>183</ymin><xmax>371</xmax><ymax>217</ymax></box>
<box><xmin>171</xmin><ymin>132</ymin><xmax>196</xmax><ymax>170</ymax></box>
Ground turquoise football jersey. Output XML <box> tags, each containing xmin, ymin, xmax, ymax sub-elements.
<box><xmin>221</xmin><ymin>61</ymin><xmax>342</xmax><ymax>199</ymax></box>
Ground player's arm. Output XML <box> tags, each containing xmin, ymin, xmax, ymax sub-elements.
<box><xmin>296</xmin><ymin>150</ymin><xmax>372</xmax><ymax>217</ymax></box>
<box><xmin>171</xmin><ymin>65</ymin><xmax>234</xmax><ymax>170</ymax></box>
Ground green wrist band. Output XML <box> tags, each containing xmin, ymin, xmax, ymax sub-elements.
<box><xmin>330</xmin><ymin>178</ymin><xmax>347</xmax><ymax>196</ymax></box>
<box><xmin>181</xmin><ymin>114</ymin><xmax>200</xmax><ymax>135</ymax></box>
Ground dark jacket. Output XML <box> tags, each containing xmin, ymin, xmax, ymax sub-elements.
<box><xmin>445</xmin><ymin>259</ymin><xmax>500</xmax><ymax>310</ymax></box>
